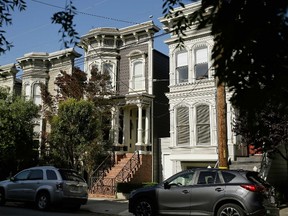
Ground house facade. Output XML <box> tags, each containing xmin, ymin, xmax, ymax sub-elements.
<box><xmin>0</xmin><ymin>21</ymin><xmax>169</xmax><ymax>183</ymax></box>
<box><xmin>159</xmin><ymin>2</ymin><xmax>239</xmax><ymax>181</ymax></box>
<box><xmin>79</xmin><ymin>21</ymin><xmax>169</xmax><ymax>182</ymax></box>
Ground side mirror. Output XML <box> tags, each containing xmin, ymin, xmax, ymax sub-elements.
<box><xmin>164</xmin><ymin>181</ymin><xmax>171</xmax><ymax>189</ymax></box>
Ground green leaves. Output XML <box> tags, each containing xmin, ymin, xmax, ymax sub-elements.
<box><xmin>51</xmin><ymin>0</ymin><xmax>79</xmax><ymax>48</ymax></box>
<box><xmin>0</xmin><ymin>89</ymin><xmax>39</xmax><ymax>178</ymax></box>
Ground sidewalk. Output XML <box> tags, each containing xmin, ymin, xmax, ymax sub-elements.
<box><xmin>82</xmin><ymin>198</ymin><xmax>132</xmax><ymax>216</ymax></box>
<box><xmin>82</xmin><ymin>198</ymin><xmax>288</xmax><ymax>216</ymax></box>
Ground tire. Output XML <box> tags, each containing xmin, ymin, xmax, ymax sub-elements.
<box><xmin>217</xmin><ymin>203</ymin><xmax>244</xmax><ymax>216</ymax></box>
<box><xmin>36</xmin><ymin>191</ymin><xmax>50</xmax><ymax>210</ymax></box>
<box><xmin>134</xmin><ymin>198</ymin><xmax>155</xmax><ymax>216</ymax></box>
<box><xmin>0</xmin><ymin>189</ymin><xmax>5</xmax><ymax>206</ymax></box>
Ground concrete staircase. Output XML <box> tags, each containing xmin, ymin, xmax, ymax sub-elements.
<box><xmin>230</xmin><ymin>155</ymin><xmax>263</xmax><ymax>171</ymax></box>
<box><xmin>89</xmin><ymin>152</ymin><xmax>140</xmax><ymax>198</ymax></box>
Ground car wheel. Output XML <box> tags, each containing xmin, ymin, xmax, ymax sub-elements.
<box><xmin>134</xmin><ymin>198</ymin><xmax>154</xmax><ymax>216</ymax></box>
<box><xmin>36</xmin><ymin>191</ymin><xmax>50</xmax><ymax>210</ymax></box>
<box><xmin>0</xmin><ymin>189</ymin><xmax>5</xmax><ymax>206</ymax></box>
<box><xmin>217</xmin><ymin>203</ymin><xmax>244</xmax><ymax>216</ymax></box>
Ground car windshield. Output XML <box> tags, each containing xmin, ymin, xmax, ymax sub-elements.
<box><xmin>59</xmin><ymin>169</ymin><xmax>85</xmax><ymax>182</ymax></box>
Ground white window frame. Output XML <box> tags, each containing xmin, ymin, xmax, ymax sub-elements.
<box><xmin>176</xmin><ymin>106</ymin><xmax>190</xmax><ymax>146</ymax></box>
<box><xmin>194</xmin><ymin>46</ymin><xmax>208</xmax><ymax>80</ymax></box>
<box><xmin>176</xmin><ymin>50</ymin><xmax>188</xmax><ymax>84</ymax></box>
<box><xmin>196</xmin><ymin>104</ymin><xmax>211</xmax><ymax>145</ymax></box>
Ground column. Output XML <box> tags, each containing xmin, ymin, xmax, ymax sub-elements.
<box><xmin>136</xmin><ymin>104</ymin><xmax>143</xmax><ymax>145</ymax></box>
<box><xmin>145</xmin><ymin>106</ymin><xmax>150</xmax><ymax>145</ymax></box>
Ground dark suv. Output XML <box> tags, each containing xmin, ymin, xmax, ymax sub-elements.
<box><xmin>0</xmin><ymin>166</ymin><xmax>88</xmax><ymax>210</ymax></box>
<box><xmin>129</xmin><ymin>168</ymin><xmax>275</xmax><ymax>216</ymax></box>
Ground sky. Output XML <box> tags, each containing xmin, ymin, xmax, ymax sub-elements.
<box><xmin>0</xmin><ymin>0</ymin><xmax>174</xmax><ymax>68</ymax></box>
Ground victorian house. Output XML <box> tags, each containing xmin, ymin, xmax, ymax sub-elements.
<box><xmin>0</xmin><ymin>21</ymin><xmax>169</xmax><ymax>195</ymax></box>
<box><xmin>159</xmin><ymin>2</ymin><xmax>255</xmax><ymax>181</ymax></box>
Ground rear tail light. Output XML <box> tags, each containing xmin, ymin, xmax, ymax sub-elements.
<box><xmin>241</xmin><ymin>184</ymin><xmax>265</xmax><ymax>192</ymax></box>
<box><xmin>56</xmin><ymin>182</ymin><xmax>63</xmax><ymax>190</ymax></box>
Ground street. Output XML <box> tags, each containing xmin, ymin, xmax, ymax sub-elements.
<box><xmin>0</xmin><ymin>201</ymin><xmax>112</xmax><ymax>216</ymax></box>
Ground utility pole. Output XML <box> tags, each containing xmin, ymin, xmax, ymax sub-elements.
<box><xmin>216</xmin><ymin>80</ymin><xmax>229</xmax><ymax>169</ymax></box>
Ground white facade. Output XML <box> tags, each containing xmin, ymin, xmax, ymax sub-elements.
<box><xmin>160</xmin><ymin>2</ymin><xmax>238</xmax><ymax>181</ymax></box>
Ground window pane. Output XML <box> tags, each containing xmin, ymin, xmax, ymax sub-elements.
<box><xmin>47</xmin><ymin>170</ymin><xmax>57</xmax><ymax>180</ymax></box>
<box><xmin>134</xmin><ymin>62</ymin><xmax>143</xmax><ymax>77</ymax></box>
<box><xmin>177</xmin><ymin>52</ymin><xmax>188</xmax><ymax>67</ymax></box>
<box><xmin>177</xmin><ymin>66</ymin><xmax>188</xmax><ymax>83</ymax></box>
<box><xmin>196</xmin><ymin>105</ymin><xmax>210</xmax><ymax>145</ymax></box>
<box><xmin>195</xmin><ymin>63</ymin><xmax>208</xmax><ymax>79</ymax></box>
<box><xmin>196</xmin><ymin>48</ymin><xmax>208</xmax><ymax>63</ymax></box>
<box><xmin>29</xmin><ymin>170</ymin><xmax>43</xmax><ymax>180</ymax></box>
<box><xmin>25</xmin><ymin>85</ymin><xmax>30</xmax><ymax>97</ymax></box>
<box><xmin>177</xmin><ymin>107</ymin><xmax>189</xmax><ymax>145</ymax></box>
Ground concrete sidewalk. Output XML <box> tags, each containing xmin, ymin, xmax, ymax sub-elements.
<box><xmin>82</xmin><ymin>198</ymin><xmax>288</xmax><ymax>216</ymax></box>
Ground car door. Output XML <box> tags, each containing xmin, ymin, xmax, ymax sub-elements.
<box><xmin>24</xmin><ymin>169</ymin><xmax>44</xmax><ymax>201</ymax></box>
<box><xmin>6</xmin><ymin>170</ymin><xmax>30</xmax><ymax>200</ymax></box>
<box><xmin>190</xmin><ymin>170</ymin><xmax>225</xmax><ymax>215</ymax></box>
<box><xmin>157</xmin><ymin>171</ymin><xmax>195</xmax><ymax>215</ymax></box>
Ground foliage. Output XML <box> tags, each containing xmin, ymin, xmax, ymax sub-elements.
<box><xmin>47</xmin><ymin>98</ymin><xmax>101</xmax><ymax>170</ymax></box>
<box><xmin>0</xmin><ymin>88</ymin><xmax>39</xmax><ymax>179</ymax></box>
<box><xmin>40</xmin><ymin>67</ymin><xmax>114</xmax><ymax>174</ymax></box>
<box><xmin>0</xmin><ymin>0</ymin><xmax>26</xmax><ymax>54</ymax></box>
<box><xmin>0</xmin><ymin>0</ymin><xmax>78</xmax><ymax>55</ymax></box>
<box><xmin>51</xmin><ymin>0</ymin><xmax>79</xmax><ymax>48</ymax></box>
<box><xmin>163</xmin><ymin>0</ymin><xmax>288</xmax><ymax>153</ymax></box>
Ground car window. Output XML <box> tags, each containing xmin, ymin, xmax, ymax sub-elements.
<box><xmin>59</xmin><ymin>169</ymin><xmax>85</xmax><ymax>182</ymax></box>
<box><xmin>28</xmin><ymin>170</ymin><xmax>43</xmax><ymax>180</ymax></box>
<box><xmin>169</xmin><ymin>171</ymin><xmax>194</xmax><ymax>186</ymax></box>
<box><xmin>197</xmin><ymin>171</ymin><xmax>220</xmax><ymax>185</ymax></box>
<box><xmin>14</xmin><ymin>170</ymin><xmax>30</xmax><ymax>180</ymax></box>
<box><xmin>46</xmin><ymin>170</ymin><xmax>58</xmax><ymax>180</ymax></box>
<box><xmin>246</xmin><ymin>172</ymin><xmax>269</xmax><ymax>187</ymax></box>
<box><xmin>221</xmin><ymin>171</ymin><xmax>236</xmax><ymax>183</ymax></box>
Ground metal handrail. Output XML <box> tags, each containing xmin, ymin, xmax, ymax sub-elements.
<box><xmin>89</xmin><ymin>153</ymin><xmax>115</xmax><ymax>189</ymax></box>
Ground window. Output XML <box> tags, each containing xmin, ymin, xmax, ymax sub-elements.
<box><xmin>197</xmin><ymin>171</ymin><xmax>220</xmax><ymax>185</ymax></box>
<box><xmin>222</xmin><ymin>171</ymin><xmax>236</xmax><ymax>183</ymax></box>
<box><xmin>176</xmin><ymin>51</ymin><xmax>188</xmax><ymax>83</ymax></box>
<box><xmin>195</xmin><ymin>47</ymin><xmax>208</xmax><ymax>79</ymax></box>
<box><xmin>169</xmin><ymin>171</ymin><xmax>195</xmax><ymax>186</ymax></box>
<box><xmin>176</xmin><ymin>107</ymin><xmax>190</xmax><ymax>146</ymax></box>
<box><xmin>103</xmin><ymin>63</ymin><xmax>113</xmax><ymax>89</ymax></box>
<box><xmin>24</xmin><ymin>84</ymin><xmax>30</xmax><ymax>101</ymax></box>
<box><xmin>14</xmin><ymin>170</ymin><xmax>30</xmax><ymax>181</ymax></box>
<box><xmin>28</xmin><ymin>170</ymin><xmax>43</xmax><ymax>180</ymax></box>
<box><xmin>33</xmin><ymin>83</ymin><xmax>41</xmax><ymax>106</ymax></box>
<box><xmin>132</xmin><ymin>60</ymin><xmax>145</xmax><ymax>90</ymax></box>
<box><xmin>196</xmin><ymin>105</ymin><xmax>210</xmax><ymax>145</ymax></box>
<box><xmin>46</xmin><ymin>170</ymin><xmax>57</xmax><ymax>180</ymax></box>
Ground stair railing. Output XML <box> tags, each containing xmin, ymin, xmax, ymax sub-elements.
<box><xmin>89</xmin><ymin>153</ymin><xmax>115</xmax><ymax>190</ymax></box>
<box><xmin>105</xmin><ymin>151</ymin><xmax>140</xmax><ymax>195</ymax></box>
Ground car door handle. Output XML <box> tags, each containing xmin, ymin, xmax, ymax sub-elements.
<box><xmin>215</xmin><ymin>188</ymin><xmax>224</xmax><ymax>192</ymax></box>
<box><xmin>182</xmin><ymin>190</ymin><xmax>189</xmax><ymax>194</ymax></box>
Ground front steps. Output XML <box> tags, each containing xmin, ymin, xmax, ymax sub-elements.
<box><xmin>230</xmin><ymin>155</ymin><xmax>263</xmax><ymax>171</ymax></box>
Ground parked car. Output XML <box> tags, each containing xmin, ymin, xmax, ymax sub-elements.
<box><xmin>0</xmin><ymin>166</ymin><xmax>88</xmax><ymax>210</ymax></box>
<box><xmin>129</xmin><ymin>168</ymin><xmax>276</xmax><ymax>216</ymax></box>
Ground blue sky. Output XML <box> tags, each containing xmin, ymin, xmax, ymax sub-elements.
<box><xmin>0</xmin><ymin>0</ymin><xmax>172</xmax><ymax>67</ymax></box>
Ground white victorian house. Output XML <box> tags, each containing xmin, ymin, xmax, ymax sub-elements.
<box><xmin>159</xmin><ymin>2</ymin><xmax>239</xmax><ymax>181</ymax></box>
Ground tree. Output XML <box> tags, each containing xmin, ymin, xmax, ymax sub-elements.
<box><xmin>40</xmin><ymin>67</ymin><xmax>114</xmax><ymax>176</ymax></box>
<box><xmin>0</xmin><ymin>0</ymin><xmax>78</xmax><ymax>55</ymax></box>
<box><xmin>163</xmin><ymin>0</ymin><xmax>288</xmax><ymax>153</ymax></box>
<box><xmin>47</xmin><ymin>98</ymin><xmax>102</xmax><ymax>170</ymax></box>
<box><xmin>0</xmin><ymin>88</ymin><xmax>39</xmax><ymax>179</ymax></box>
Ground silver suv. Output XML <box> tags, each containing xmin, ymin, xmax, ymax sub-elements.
<box><xmin>129</xmin><ymin>168</ymin><xmax>276</xmax><ymax>216</ymax></box>
<box><xmin>0</xmin><ymin>166</ymin><xmax>88</xmax><ymax>210</ymax></box>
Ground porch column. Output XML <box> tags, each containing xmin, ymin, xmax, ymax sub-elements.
<box><xmin>112</xmin><ymin>107</ymin><xmax>119</xmax><ymax>145</ymax></box>
<box><xmin>145</xmin><ymin>106</ymin><xmax>150</xmax><ymax>145</ymax></box>
<box><xmin>123</xmin><ymin>108</ymin><xmax>130</xmax><ymax>148</ymax></box>
<box><xmin>136</xmin><ymin>104</ymin><xmax>143</xmax><ymax>145</ymax></box>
